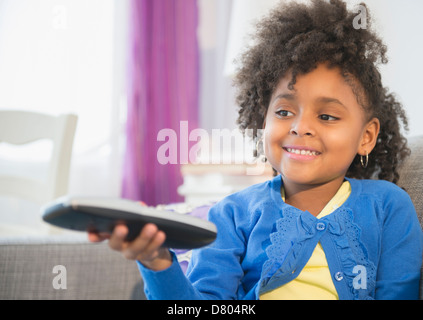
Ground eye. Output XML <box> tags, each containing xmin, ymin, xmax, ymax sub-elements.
<box><xmin>319</xmin><ymin>114</ymin><xmax>339</xmax><ymax>121</ymax></box>
<box><xmin>276</xmin><ymin>110</ymin><xmax>294</xmax><ymax>118</ymax></box>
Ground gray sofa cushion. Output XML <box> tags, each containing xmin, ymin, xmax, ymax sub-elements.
<box><xmin>0</xmin><ymin>236</ymin><xmax>146</xmax><ymax>300</ymax></box>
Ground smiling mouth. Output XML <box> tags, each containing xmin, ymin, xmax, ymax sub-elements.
<box><xmin>283</xmin><ymin>147</ymin><xmax>321</xmax><ymax>156</ymax></box>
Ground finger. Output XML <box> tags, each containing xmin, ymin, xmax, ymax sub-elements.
<box><xmin>87</xmin><ymin>231</ymin><xmax>110</xmax><ymax>242</ymax></box>
<box><xmin>139</xmin><ymin>231</ymin><xmax>167</xmax><ymax>261</ymax></box>
<box><xmin>123</xmin><ymin>224</ymin><xmax>162</xmax><ymax>260</ymax></box>
<box><xmin>108</xmin><ymin>224</ymin><xmax>129</xmax><ymax>251</ymax></box>
<box><xmin>87</xmin><ymin>232</ymin><xmax>101</xmax><ymax>242</ymax></box>
<box><xmin>143</xmin><ymin>230</ymin><xmax>167</xmax><ymax>257</ymax></box>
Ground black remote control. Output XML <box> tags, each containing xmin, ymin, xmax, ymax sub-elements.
<box><xmin>42</xmin><ymin>197</ymin><xmax>217</xmax><ymax>249</ymax></box>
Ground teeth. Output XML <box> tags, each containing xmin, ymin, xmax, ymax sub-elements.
<box><xmin>286</xmin><ymin>148</ymin><xmax>319</xmax><ymax>156</ymax></box>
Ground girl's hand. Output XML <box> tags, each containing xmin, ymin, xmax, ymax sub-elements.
<box><xmin>88</xmin><ymin>223</ymin><xmax>172</xmax><ymax>271</ymax></box>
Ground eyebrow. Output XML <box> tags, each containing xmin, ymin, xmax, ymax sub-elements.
<box><xmin>316</xmin><ymin>97</ymin><xmax>346</xmax><ymax>109</ymax></box>
<box><xmin>273</xmin><ymin>93</ymin><xmax>296</xmax><ymax>102</ymax></box>
<box><xmin>272</xmin><ymin>94</ymin><xmax>346</xmax><ymax>109</ymax></box>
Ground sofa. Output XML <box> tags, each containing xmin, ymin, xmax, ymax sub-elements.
<box><xmin>1</xmin><ymin>136</ymin><xmax>422</xmax><ymax>300</ymax></box>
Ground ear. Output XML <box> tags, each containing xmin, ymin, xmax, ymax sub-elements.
<box><xmin>358</xmin><ymin>117</ymin><xmax>380</xmax><ymax>156</ymax></box>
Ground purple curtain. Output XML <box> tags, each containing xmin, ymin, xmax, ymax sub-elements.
<box><xmin>122</xmin><ymin>0</ymin><xmax>199</xmax><ymax>205</ymax></box>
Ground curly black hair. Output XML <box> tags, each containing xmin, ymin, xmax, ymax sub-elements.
<box><xmin>234</xmin><ymin>0</ymin><xmax>410</xmax><ymax>184</ymax></box>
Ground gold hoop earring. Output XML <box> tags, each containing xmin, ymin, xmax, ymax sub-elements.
<box><xmin>360</xmin><ymin>151</ymin><xmax>369</xmax><ymax>169</ymax></box>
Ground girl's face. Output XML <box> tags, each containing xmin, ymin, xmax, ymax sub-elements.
<box><xmin>264</xmin><ymin>63</ymin><xmax>379</xmax><ymax>188</ymax></box>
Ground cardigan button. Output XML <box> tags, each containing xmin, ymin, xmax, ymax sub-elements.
<box><xmin>316</xmin><ymin>222</ymin><xmax>326</xmax><ymax>231</ymax></box>
<box><xmin>334</xmin><ymin>272</ymin><xmax>344</xmax><ymax>281</ymax></box>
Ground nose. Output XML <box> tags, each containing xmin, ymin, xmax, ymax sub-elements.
<box><xmin>289</xmin><ymin>114</ymin><xmax>315</xmax><ymax>137</ymax></box>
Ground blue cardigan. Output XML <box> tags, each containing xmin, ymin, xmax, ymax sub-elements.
<box><xmin>138</xmin><ymin>176</ymin><xmax>423</xmax><ymax>300</ymax></box>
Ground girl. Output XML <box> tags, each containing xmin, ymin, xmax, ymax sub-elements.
<box><xmin>90</xmin><ymin>0</ymin><xmax>422</xmax><ymax>299</ymax></box>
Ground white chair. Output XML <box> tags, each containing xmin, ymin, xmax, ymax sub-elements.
<box><xmin>0</xmin><ymin>110</ymin><xmax>78</xmax><ymax>235</ymax></box>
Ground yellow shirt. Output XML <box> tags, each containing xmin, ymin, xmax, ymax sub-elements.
<box><xmin>260</xmin><ymin>181</ymin><xmax>351</xmax><ymax>300</ymax></box>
